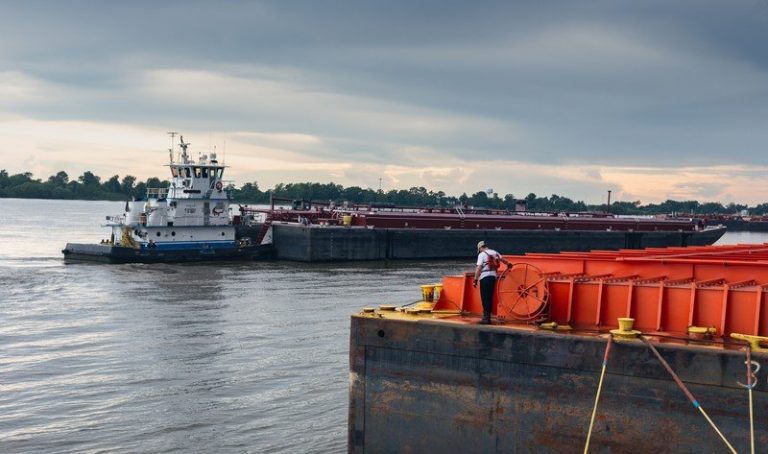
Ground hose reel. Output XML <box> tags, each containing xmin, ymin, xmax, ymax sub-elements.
<box><xmin>496</xmin><ymin>263</ymin><xmax>550</xmax><ymax>322</ymax></box>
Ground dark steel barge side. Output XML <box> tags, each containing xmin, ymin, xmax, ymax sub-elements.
<box><xmin>273</xmin><ymin>225</ymin><xmax>725</xmax><ymax>262</ymax></box>
<box><xmin>349</xmin><ymin>315</ymin><xmax>767</xmax><ymax>453</ymax></box>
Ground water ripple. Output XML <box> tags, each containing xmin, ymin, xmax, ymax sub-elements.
<box><xmin>4</xmin><ymin>199</ymin><xmax>754</xmax><ymax>452</ymax></box>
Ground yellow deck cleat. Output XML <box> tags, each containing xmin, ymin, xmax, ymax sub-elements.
<box><xmin>730</xmin><ymin>333</ymin><xmax>768</xmax><ymax>352</ymax></box>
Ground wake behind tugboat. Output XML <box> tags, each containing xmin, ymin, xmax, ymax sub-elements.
<box><xmin>62</xmin><ymin>134</ymin><xmax>273</xmax><ymax>263</ymax></box>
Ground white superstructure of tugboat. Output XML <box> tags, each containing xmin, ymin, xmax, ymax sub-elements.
<box><xmin>114</xmin><ymin>134</ymin><xmax>233</xmax><ymax>249</ymax></box>
<box><xmin>63</xmin><ymin>134</ymin><xmax>274</xmax><ymax>263</ymax></box>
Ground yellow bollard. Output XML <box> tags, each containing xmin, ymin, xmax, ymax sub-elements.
<box><xmin>610</xmin><ymin>317</ymin><xmax>641</xmax><ymax>339</ymax></box>
<box><xmin>420</xmin><ymin>284</ymin><xmax>435</xmax><ymax>302</ymax></box>
<box><xmin>432</xmin><ymin>284</ymin><xmax>443</xmax><ymax>302</ymax></box>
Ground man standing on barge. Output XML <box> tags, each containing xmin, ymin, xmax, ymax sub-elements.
<box><xmin>472</xmin><ymin>241</ymin><xmax>508</xmax><ymax>324</ymax></box>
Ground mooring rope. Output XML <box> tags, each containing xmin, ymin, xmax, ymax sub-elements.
<box><xmin>746</xmin><ymin>344</ymin><xmax>755</xmax><ymax>454</ymax></box>
<box><xmin>400</xmin><ymin>299</ymin><xmax>427</xmax><ymax>308</ymax></box>
<box><xmin>583</xmin><ymin>334</ymin><xmax>613</xmax><ymax>454</ymax></box>
<box><xmin>640</xmin><ymin>336</ymin><xmax>737</xmax><ymax>454</ymax></box>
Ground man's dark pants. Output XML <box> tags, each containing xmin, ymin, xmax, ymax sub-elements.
<box><xmin>479</xmin><ymin>275</ymin><xmax>496</xmax><ymax>317</ymax></box>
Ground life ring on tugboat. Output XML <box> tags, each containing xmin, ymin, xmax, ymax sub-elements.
<box><xmin>215</xmin><ymin>181</ymin><xmax>223</xmax><ymax>191</ymax></box>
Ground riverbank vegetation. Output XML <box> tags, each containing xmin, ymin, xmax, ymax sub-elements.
<box><xmin>1</xmin><ymin>169</ymin><xmax>763</xmax><ymax>215</ymax></box>
<box><xmin>0</xmin><ymin>170</ymin><xmax>167</xmax><ymax>202</ymax></box>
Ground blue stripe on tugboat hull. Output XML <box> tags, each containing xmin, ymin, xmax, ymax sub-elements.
<box><xmin>147</xmin><ymin>240</ymin><xmax>237</xmax><ymax>251</ymax></box>
<box><xmin>62</xmin><ymin>242</ymin><xmax>274</xmax><ymax>263</ymax></box>
<box><xmin>349</xmin><ymin>316</ymin><xmax>767</xmax><ymax>453</ymax></box>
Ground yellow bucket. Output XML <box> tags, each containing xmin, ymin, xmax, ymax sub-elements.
<box><xmin>433</xmin><ymin>283</ymin><xmax>443</xmax><ymax>302</ymax></box>
<box><xmin>342</xmin><ymin>215</ymin><xmax>352</xmax><ymax>226</ymax></box>
<box><xmin>420</xmin><ymin>284</ymin><xmax>435</xmax><ymax>302</ymax></box>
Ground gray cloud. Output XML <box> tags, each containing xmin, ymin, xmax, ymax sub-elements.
<box><xmin>2</xmin><ymin>0</ymin><xmax>768</xmax><ymax>201</ymax></box>
<box><xmin>669</xmin><ymin>181</ymin><xmax>725</xmax><ymax>200</ymax></box>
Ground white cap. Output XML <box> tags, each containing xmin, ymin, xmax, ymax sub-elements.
<box><xmin>477</xmin><ymin>241</ymin><xmax>486</xmax><ymax>251</ymax></box>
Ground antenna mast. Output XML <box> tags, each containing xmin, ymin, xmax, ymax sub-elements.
<box><xmin>167</xmin><ymin>131</ymin><xmax>178</xmax><ymax>163</ymax></box>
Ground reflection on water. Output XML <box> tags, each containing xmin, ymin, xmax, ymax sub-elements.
<box><xmin>714</xmin><ymin>230</ymin><xmax>768</xmax><ymax>245</ymax></box>
<box><xmin>2</xmin><ymin>198</ymin><xmax>767</xmax><ymax>452</ymax></box>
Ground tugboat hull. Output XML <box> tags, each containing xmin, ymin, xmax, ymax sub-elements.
<box><xmin>62</xmin><ymin>242</ymin><xmax>274</xmax><ymax>263</ymax></box>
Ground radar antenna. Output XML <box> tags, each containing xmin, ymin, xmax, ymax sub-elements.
<box><xmin>179</xmin><ymin>135</ymin><xmax>190</xmax><ymax>163</ymax></box>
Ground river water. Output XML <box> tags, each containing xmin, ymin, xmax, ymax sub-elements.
<box><xmin>1</xmin><ymin>198</ymin><xmax>766</xmax><ymax>453</ymax></box>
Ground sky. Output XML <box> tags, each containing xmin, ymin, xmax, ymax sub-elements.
<box><xmin>2</xmin><ymin>1</ymin><xmax>768</xmax><ymax>204</ymax></box>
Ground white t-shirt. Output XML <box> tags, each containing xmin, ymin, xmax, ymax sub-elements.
<box><xmin>476</xmin><ymin>248</ymin><xmax>501</xmax><ymax>280</ymax></box>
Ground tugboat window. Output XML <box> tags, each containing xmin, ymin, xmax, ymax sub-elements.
<box><xmin>221</xmin><ymin>232</ymin><xmax>225</xmax><ymax>236</ymax></box>
<box><xmin>194</xmin><ymin>167</ymin><xmax>201</xmax><ymax>178</ymax></box>
<box><xmin>184</xmin><ymin>168</ymin><xmax>191</xmax><ymax>178</ymax></box>
<box><xmin>171</xmin><ymin>231</ymin><xmax>176</xmax><ymax>236</ymax></box>
<box><xmin>201</xmin><ymin>168</ymin><xmax>208</xmax><ymax>178</ymax></box>
<box><xmin>217</xmin><ymin>168</ymin><xmax>224</xmax><ymax>178</ymax></box>
<box><xmin>171</xmin><ymin>167</ymin><xmax>179</xmax><ymax>177</ymax></box>
<box><xmin>156</xmin><ymin>232</ymin><xmax>161</xmax><ymax>237</ymax></box>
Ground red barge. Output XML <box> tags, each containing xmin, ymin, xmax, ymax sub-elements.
<box><xmin>350</xmin><ymin>243</ymin><xmax>767</xmax><ymax>452</ymax></box>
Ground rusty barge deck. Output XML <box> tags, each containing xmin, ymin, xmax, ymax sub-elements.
<box><xmin>350</xmin><ymin>316</ymin><xmax>766</xmax><ymax>452</ymax></box>
<box><xmin>349</xmin><ymin>243</ymin><xmax>768</xmax><ymax>452</ymax></box>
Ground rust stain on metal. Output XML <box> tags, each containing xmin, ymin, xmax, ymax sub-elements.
<box><xmin>350</xmin><ymin>309</ymin><xmax>768</xmax><ymax>453</ymax></box>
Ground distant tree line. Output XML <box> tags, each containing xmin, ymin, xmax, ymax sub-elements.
<box><xmin>233</xmin><ymin>181</ymin><xmax>758</xmax><ymax>215</ymax></box>
<box><xmin>0</xmin><ymin>169</ymin><xmax>168</xmax><ymax>201</ymax></box>
<box><xmin>0</xmin><ymin>169</ymin><xmax>764</xmax><ymax>215</ymax></box>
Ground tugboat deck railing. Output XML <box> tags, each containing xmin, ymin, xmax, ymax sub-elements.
<box><xmin>146</xmin><ymin>187</ymin><xmax>169</xmax><ymax>199</ymax></box>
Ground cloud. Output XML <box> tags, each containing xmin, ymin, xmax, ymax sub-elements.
<box><xmin>600</xmin><ymin>165</ymin><xmax>768</xmax><ymax>204</ymax></box>
<box><xmin>668</xmin><ymin>182</ymin><xmax>724</xmax><ymax>200</ymax></box>
<box><xmin>133</xmin><ymin>68</ymin><xmax>519</xmax><ymax>153</ymax></box>
<box><xmin>2</xmin><ymin>1</ymin><xmax>768</xmax><ymax>204</ymax></box>
<box><xmin>4</xmin><ymin>114</ymin><xmax>768</xmax><ymax>205</ymax></box>
<box><xmin>0</xmin><ymin>71</ymin><xmax>52</xmax><ymax>104</ymax></box>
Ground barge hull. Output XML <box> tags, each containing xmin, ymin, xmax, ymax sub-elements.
<box><xmin>275</xmin><ymin>225</ymin><xmax>725</xmax><ymax>262</ymax></box>
<box><xmin>62</xmin><ymin>242</ymin><xmax>275</xmax><ymax>263</ymax></box>
<box><xmin>349</xmin><ymin>316</ymin><xmax>766</xmax><ymax>453</ymax></box>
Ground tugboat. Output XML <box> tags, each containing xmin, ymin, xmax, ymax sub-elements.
<box><xmin>62</xmin><ymin>134</ymin><xmax>274</xmax><ymax>263</ymax></box>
